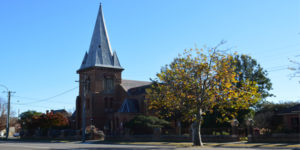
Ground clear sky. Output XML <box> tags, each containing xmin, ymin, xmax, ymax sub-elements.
<box><xmin>0</xmin><ymin>0</ymin><xmax>299</xmax><ymax>115</ymax></box>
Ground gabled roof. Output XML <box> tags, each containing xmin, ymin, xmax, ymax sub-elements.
<box><xmin>51</xmin><ymin>109</ymin><xmax>67</xmax><ymax>114</ymax></box>
<box><xmin>79</xmin><ymin>4</ymin><xmax>123</xmax><ymax>71</ymax></box>
<box><xmin>118</xmin><ymin>99</ymin><xmax>140</xmax><ymax>113</ymax></box>
<box><xmin>278</xmin><ymin>104</ymin><xmax>300</xmax><ymax>115</ymax></box>
<box><xmin>71</xmin><ymin>111</ymin><xmax>76</xmax><ymax>118</ymax></box>
<box><xmin>121</xmin><ymin>79</ymin><xmax>152</xmax><ymax>92</ymax></box>
<box><xmin>51</xmin><ymin>109</ymin><xmax>70</xmax><ymax>117</ymax></box>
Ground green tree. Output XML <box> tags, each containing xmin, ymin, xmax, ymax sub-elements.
<box><xmin>146</xmin><ymin>46</ymin><xmax>261</xmax><ymax>146</ymax></box>
<box><xmin>203</xmin><ymin>54</ymin><xmax>272</xmax><ymax>128</ymax></box>
<box><xmin>19</xmin><ymin>111</ymin><xmax>69</xmax><ymax>131</ymax></box>
<box><xmin>19</xmin><ymin>110</ymin><xmax>42</xmax><ymax>130</ymax></box>
<box><xmin>233</xmin><ymin>54</ymin><xmax>273</xmax><ymax>99</ymax></box>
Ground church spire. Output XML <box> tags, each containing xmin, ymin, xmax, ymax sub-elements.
<box><xmin>79</xmin><ymin>4</ymin><xmax>123</xmax><ymax>71</ymax></box>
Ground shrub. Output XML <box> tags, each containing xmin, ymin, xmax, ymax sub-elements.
<box><xmin>124</xmin><ymin>115</ymin><xmax>169</xmax><ymax>134</ymax></box>
<box><xmin>86</xmin><ymin>125</ymin><xmax>105</xmax><ymax>140</ymax></box>
<box><xmin>19</xmin><ymin>110</ymin><xmax>69</xmax><ymax>137</ymax></box>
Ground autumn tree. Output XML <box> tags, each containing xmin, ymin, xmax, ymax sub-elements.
<box><xmin>0</xmin><ymin>99</ymin><xmax>7</xmax><ymax>130</ymax></box>
<box><xmin>203</xmin><ymin>54</ymin><xmax>272</xmax><ymax>128</ymax></box>
<box><xmin>146</xmin><ymin>46</ymin><xmax>261</xmax><ymax>146</ymax></box>
<box><xmin>41</xmin><ymin>112</ymin><xmax>69</xmax><ymax>129</ymax></box>
<box><xmin>19</xmin><ymin>111</ymin><xmax>69</xmax><ymax>130</ymax></box>
<box><xmin>19</xmin><ymin>110</ymin><xmax>43</xmax><ymax>130</ymax></box>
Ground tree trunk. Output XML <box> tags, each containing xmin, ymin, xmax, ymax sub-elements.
<box><xmin>192</xmin><ymin>109</ymin><xmax>203</xmax><ymax>146</ymax></box>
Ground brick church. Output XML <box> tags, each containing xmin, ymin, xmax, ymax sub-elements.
<box><xmin>75</xmin><ymin>5</ymin><xmax>151</xmax><ymax>134</ymax></box>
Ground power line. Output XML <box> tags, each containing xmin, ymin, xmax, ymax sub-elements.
<box><xmin>14</xmin><ymin>96</ymin><xmax>39</xmax><ymax>101</ymax></box>
<box><xmin>262</xmin><ymin>48</ymin><xmax>299</xmax><ymax>59</ymax></box>
<box><xmin>266</xmin><ymin>65</ymin><xmax>289</xmax><ymax>70</ymax></box>
<box><xmin>268</xmin><ymin>68</ymin><xmax>289</xmax><ymax>72</ymax></box>
<box><xmin>250</xmin><ymin>44</ymin><xmax>300</xmax><ymax>58</ymax></box>
<box><xmin>12</xmin><ymin>98</ymin><xmax>74</xmax><ymax>105</ymax></box>
<box><xmin>14</xmin><ymin>86</ymin><xmax>78</xmax><ymax>105</ymax></box>
<box><xmin>11</xmin><ymin>102</ymin><xmax>53</xmax><ymax>109</ymax></box>
<box><xmin>238</xmin><ymin>44</ymin><xmax>300</xmax><ymax>65</ymax></box>
<box><xmin>14</xmin><ymin>96</ymin><xmax>75</xmax><ymax>105</ymax></box>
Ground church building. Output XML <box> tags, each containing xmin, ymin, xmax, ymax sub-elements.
<box><xmin>75</xmin><ymin>4</ymin><xmax>151</xmax><ymax>134</ymax></box>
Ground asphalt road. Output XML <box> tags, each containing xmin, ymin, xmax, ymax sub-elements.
<box><xmin>0</xmin><ymin>141</ymin><xmax>298</xmax><ymax>150</ymax></box>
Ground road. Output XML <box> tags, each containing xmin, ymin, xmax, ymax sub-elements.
<box><xmin>0</xmin><ymin>141</ymin><xmax>298</xmax><ymax>150</ymax></box>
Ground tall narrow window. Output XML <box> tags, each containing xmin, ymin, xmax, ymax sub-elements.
<box><xmin>104</xmin><ymin>77</ymin><xmax>114</xmax><ymax>93</ymax></box>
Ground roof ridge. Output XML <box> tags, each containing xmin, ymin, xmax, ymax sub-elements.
<box><xmin>122</xmin><ymin>79</ymin><xmax>151</xmax><ymax>83</ymax></box>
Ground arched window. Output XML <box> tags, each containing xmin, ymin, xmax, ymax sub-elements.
<box><xmin>104</xmin><ymin>76</ymin><xmax>114</xmax><ymax>93</ymax></box>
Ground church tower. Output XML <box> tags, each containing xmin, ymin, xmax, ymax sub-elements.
<box><xmin>75</xmin><ymin>4</ymin><xmax>124</xmax><ymax>130</ymax></box>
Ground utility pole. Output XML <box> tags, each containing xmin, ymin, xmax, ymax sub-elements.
<box><xmin>6</xmin><ymin>91</ymin><xmax>11</xmax><ymax>140</ymax></box>
<box><xmin>0</xmin><ymin>84</ymin><xmax>14</xmax><ymax>140</ymax></box>
<box><xmin>5</xmin><ymin>91</ymin><xmax>15</xmax><ymax>140</ymax></box>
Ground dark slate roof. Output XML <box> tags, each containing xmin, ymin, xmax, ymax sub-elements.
<box><xmin>118</xmin><ymin>99</ymin><xmax>140</xmax><ymax>113</ymax></box>
<box><xmin>51</xmin><ymin>109</ymin><xmax>68</xmax><ymax>115</ymax></box>
<box><xmin>121</xmin><ymin>79</ymin><xmax>152</xmax><ymax>92</ymax></box>
<box><xmin>71</xmin><ymin>111</ymin><xmax>76</xmax><ymax>118</ymax></box>
<box><xmin>79</xmin><ymin>4</ymin><xmax>122</xmax><ymax>71</ymax></box>
<box><xmin>278</xmin><ymin>104</ymin><xmax>300</xmax><ymax>114</ymax></box>
<box><xmin>52</xmin><ymin>109</ymin><xmax>66</xmax><ymax>113</ymax></box>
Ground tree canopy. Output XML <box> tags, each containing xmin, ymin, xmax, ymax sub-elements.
<box><xmin>233</xmin><ymin>55</ymin><xmax>273</xmax><ymax>99</ymax></box>
<box><xmin>19</xmin><ymin>110</ymin><xmax>43</xmax><ymax>130</ymax></box>
<box><xmin>146</xmin><ymin>46</ymin><xmax>261</xmax><ymax>146</ymax></box>
<box><xmin>19</xmin><ymin>110</ymin><xmax>69</xmax><ymax>131</ymax></box>
<box><xmin>0</xmin><ymin>99</ymin><xmax>7</xmax><ymax>130</ymax></box>
<box><xmin>202</xmin><ymin>54</ymin><xmax>272</xmax><ymax>129</ymax></box>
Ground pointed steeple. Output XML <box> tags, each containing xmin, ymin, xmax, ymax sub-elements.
<box><xmin>113</xmin><ymin>51</ymin><xmax>121</xmax><ymax>67</ymax></box>
<box><xmin>80</xmin><ymin>52</ymin><xmax>88</xmax><ymax>69</ymax></box>
<box><xmin>79</xmin><ymin>4</ymin><xmax>123</xmax><ymax>71</ymax></box>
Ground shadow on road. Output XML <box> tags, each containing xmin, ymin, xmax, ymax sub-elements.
<box><xmin>50</xmin><ymin>148</ymin><xmax>174</xmax><ymax>150</ymax></box>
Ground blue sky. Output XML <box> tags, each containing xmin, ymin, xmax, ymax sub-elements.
<box><xmin>0</xmin><ymin>0</ymin><xmax>299</xmax><ymax>115</ymax></box>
